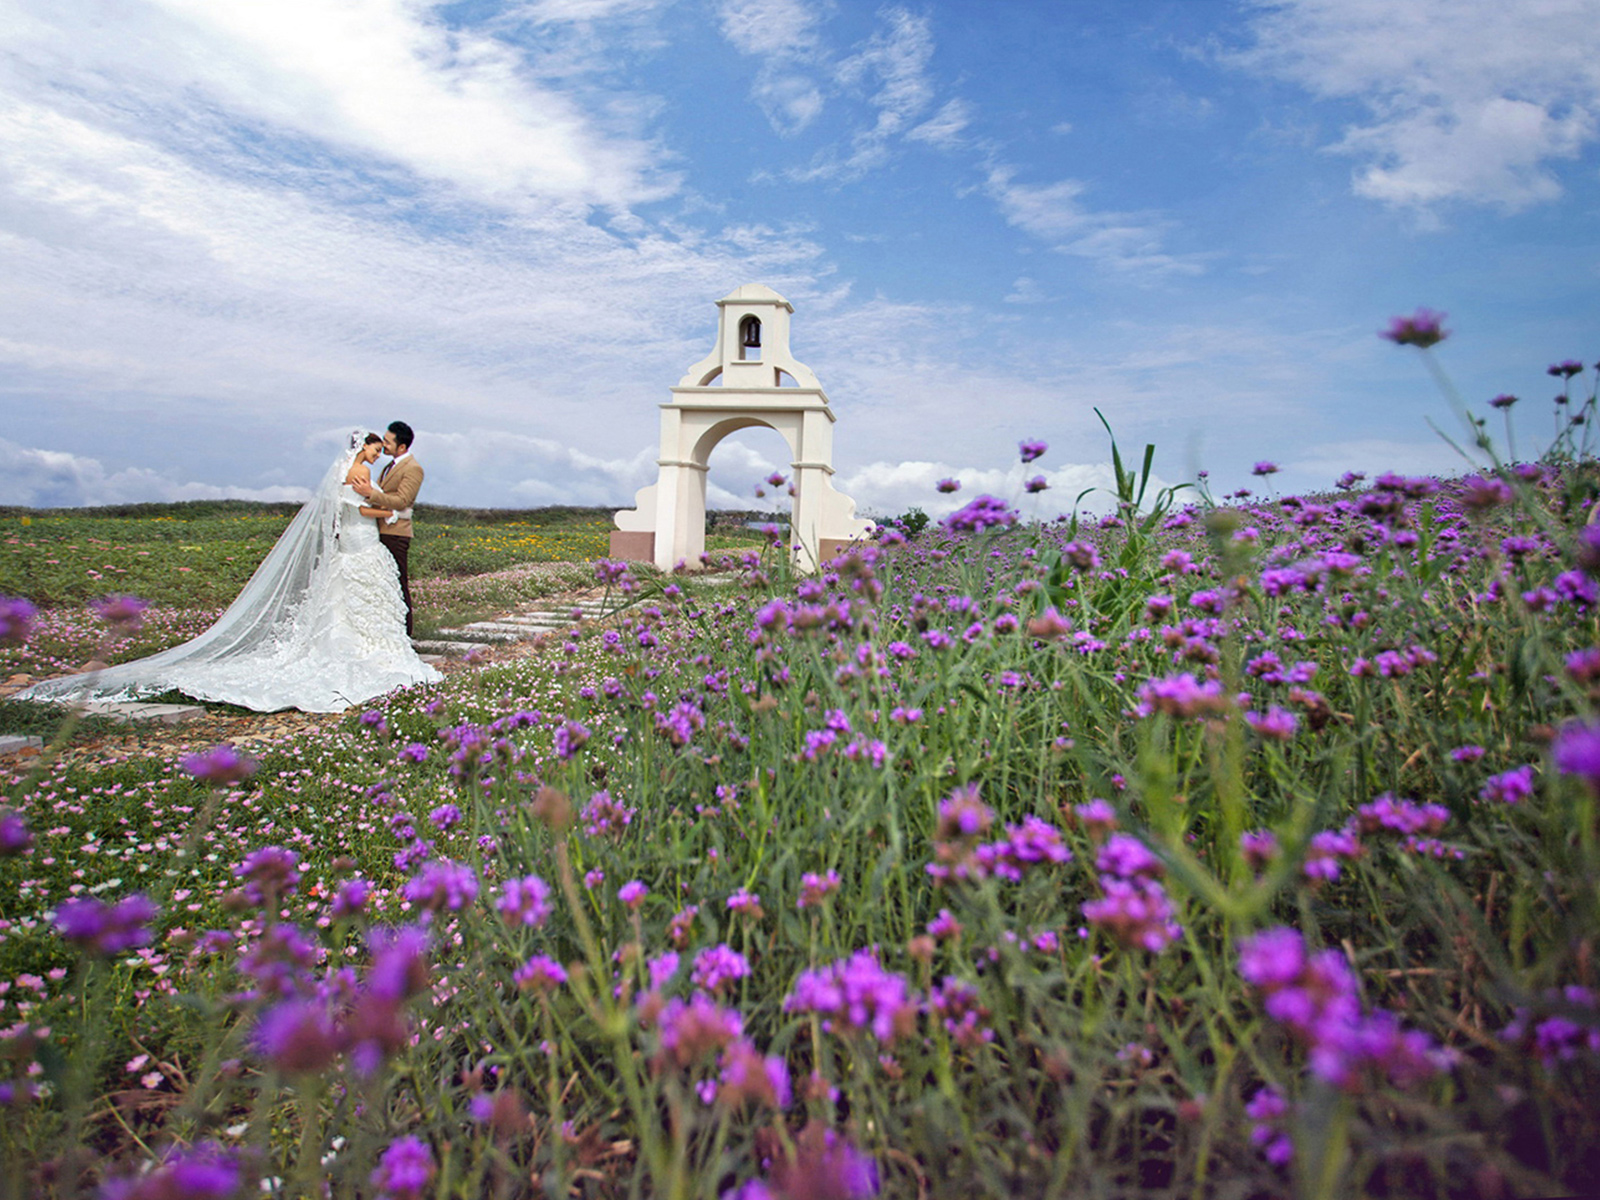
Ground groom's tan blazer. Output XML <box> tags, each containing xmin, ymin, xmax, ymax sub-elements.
<box><xmin>369</xmin><ymin>455</ymin><xmax>423</xmax><ymax>539</ymax></box>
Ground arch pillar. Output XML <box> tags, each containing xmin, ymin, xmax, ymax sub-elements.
<box><xmin>613</xmin><ymin>285</ymin><xmax>873</xmax><ymax>572</ymax></box>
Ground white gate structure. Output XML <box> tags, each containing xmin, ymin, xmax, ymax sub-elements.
<box><xmin>611</xmin><ymin>284</ymin><xmax>873</xmax><ymax>572</ymax></box>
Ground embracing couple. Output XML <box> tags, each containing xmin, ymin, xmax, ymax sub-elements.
<box><xmin>349</xmin><ymin>420</ymin><xmax>423</xmax><ymax>638</ymax></box>
<box><xmin>19</xmin><ymin>422</ymin><xmax>442</xmax><ymax>713</ymax></box>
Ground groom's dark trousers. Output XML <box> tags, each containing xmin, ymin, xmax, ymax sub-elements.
<box><xmin>379</xmin><ymin>533</ymin><xmax>414</xmax><ymax>638</ymax></box>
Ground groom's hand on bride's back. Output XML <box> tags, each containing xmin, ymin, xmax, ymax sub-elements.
<box><xmin>351</xmin><ymin>478</ymin><xmax>376</xmax><ymax>498</ymax></box>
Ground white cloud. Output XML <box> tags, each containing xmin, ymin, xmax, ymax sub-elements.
<box><xmin>2</xmin><ymin>0</ymin><xmax>675</xmax><ymax>215</ymax></box>
<box><xmin>716</xmin><ymin>0</ymin><xmax>828</xmax><ymax>133</ymax></box>
<box><xmin>1233</xmin><ymin>0</ymin><xmax>1600</xmax><ymax>212</ymax></box>
<box><xmin>0</xmin><ymin>438</ymin><xmax>313</xmax><ymax>507</ymax></box>
<box><xmin>783</xmin><ymin>7</ymin><xmax>955</xmax><ymax>180</ymax></box>
<box><xmin>907</xmin><ymin>98</ymin><xmax>972</xmax><ymax>149</ymax></box>
<box><xmin>983</xmin><ymin>165</ymin><xmax>1206</xmax><ymax>276</ymax></box>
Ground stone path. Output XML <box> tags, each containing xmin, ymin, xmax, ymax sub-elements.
<box><xmin>418</xmin><ymin>591</ymin><xmax>630</xmax><ymax>652</ymax></box>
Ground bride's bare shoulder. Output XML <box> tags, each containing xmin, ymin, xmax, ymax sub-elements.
<box><xmin>344</xmin><ymin>462</ymin><xmax>371</xmax><ymax>485</ymax></box>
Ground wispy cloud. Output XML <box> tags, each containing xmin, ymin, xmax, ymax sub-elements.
<box><xmin>982</xmin><ymin>165</ymin><xmax>1206</xmax><ymax>276</ymax></box>
<box><xmin>786</xmin><ymin>7</ymin><xmax>944</xmax><ymax>181</ymax></box>
<box><xmin>1232</xmin><ymin>0</ymin><xmax>1600</xmax><ymax>213</ymax></box>
<box><xmin>715</xmin><ymin>0</ymin><xmax>828</xmax><ymax>134</ymax></box>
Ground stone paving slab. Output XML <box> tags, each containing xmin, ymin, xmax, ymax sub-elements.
<box><xmin>77</xmin><ymin>700</ymin><xmax>209</xmax><ymax>725</ymax></box>
<box><xmin>0</xmin><ymin>734</ymin><xmax>44</xmax><ymax>754</ymax></box>
<box><xmin>411</xmin><ymin>639</ymin><xmax>493</xmax><ymax>657</ymax></box>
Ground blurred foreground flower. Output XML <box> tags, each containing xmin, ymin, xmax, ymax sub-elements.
<box><xmin>1381</xmin><ymin>308</ymin><xmax>1448</xmax><ymax>348</ymax></box>
<box><xmin>55</xmin><ymin>893</ymin><xmax>159</xmax><ymax>957</ymax></box>
<box><xmin>92</xmin><ymin>594</ymin><xmax>149</xmax><ymax>636</ymax></box>
<box><xmin>371</xmin><ymin>1136</ymin><xmax>435</xmax><ymax>1200</ymax></box>
<box><xmin>0</xmin><ymin>596</ymin><xmax>37</xmax><ymax>645</ymax></box>
<box><xmin>100</xmin><ymin>1142</ymin><xmax>243</xmax><ymax>1200</ymax></box>
<box><xmin>181</xmin><ymin>744</ymin><xmax>258</xmax><ymax>786</ymax></box>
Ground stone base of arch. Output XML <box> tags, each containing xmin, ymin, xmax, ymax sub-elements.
<box><xmin>607</xmin><ymin>529</ymin><xmax>864</xmax><ymax>570</ymax></box>
<box><xmin>608</xmin><ymin>531</ymin><xmax>655</xmax><ymax>563</ymax></box>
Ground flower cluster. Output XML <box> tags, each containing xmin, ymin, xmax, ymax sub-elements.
<box><xmin>1239</xmin><ymin>927</ymin><xmax>1452</xmax><ymax>1089</ymax></box>
<box><xmin>784</xmin><ymin>950</ymin><xmax>918</xmax><ymax>1044</ymax></box>
<box><xmin>1081</xmin><ymin>834</ymin><xmax>1182</xmax><ymax>954</ymax></box>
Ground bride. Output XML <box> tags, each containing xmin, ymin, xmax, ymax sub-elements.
<box><xmin>18</xmin><ymin>431</ymin><xmax>442</xmax><ymax>713</ymax></box>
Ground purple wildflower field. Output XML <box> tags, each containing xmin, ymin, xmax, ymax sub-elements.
<box><xmin>1</xmin><ymin>330</ymin><xmax>1599</xmax><ymax>1197</ymax></box>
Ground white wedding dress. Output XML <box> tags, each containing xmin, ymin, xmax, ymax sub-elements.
<box><xmin>18</xmin><ymin>434</ymin><xmax>442</xmax><ymax>714</ymax></box>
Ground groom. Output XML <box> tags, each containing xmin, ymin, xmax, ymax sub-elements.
<box><xmin>353</xmin><ymin>420</ymin><xmax>423</xmax><ymax>638</ymax></box>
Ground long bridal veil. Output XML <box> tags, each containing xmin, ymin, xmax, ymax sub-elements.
<box><xmin>18</xmin><ymin>431</ymin><xmax>402</xmax><ymax>710</ymax></box>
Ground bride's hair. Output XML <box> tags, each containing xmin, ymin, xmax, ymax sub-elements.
<box><xmin>363</xmin><ymin>433</ymin><xmax>382</xmax><ymax>446</ymax></box>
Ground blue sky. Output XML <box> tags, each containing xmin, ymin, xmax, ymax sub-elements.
<box><xmin>1</xmin><ymin>0</ymin><xmax>1596</xmax><ymax>518</ymax></box>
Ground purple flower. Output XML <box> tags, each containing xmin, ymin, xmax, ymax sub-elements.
<box><xmin>1081</xmin><ymin>877</ymin><xmax>1182</xmax><ymax>953</ymax></box>
<box><xmin>235</xmin><ymin>845</ymin><xmax>301</xmax><ymax>905</ymax></box>
<box><xmin>1096</xmin><ymin>833</ymin><xmax>1163</xmax><ymax>881</ymax></box>
<box><xmin>935</xmin><ymin>477</ymin><xmax>961</xmax><ymax>494</ymax></box>
<box><xmin>180</xmin><ymin>744</ymin><xmax>258</xmax><ymax>786</ymax></box>
<box><xmin>1245</xmin><ymin>707</ymin><xmax>1299</xmax><ymax>742</ymax></box>
<box><xmin>764</xmin><ymin>1126</ymin><xmax>879</xmax><ymax>1199</ymax></box>
<box><xmin>0</xmin><ymin>596</ymin><xmax>37</xmax><ymax>645</ymax></box>
<box><xmin>0</xmin><ymin>810</ymin><xmax>33</xmax><ymax>855</ymax></box>
<box><xmin>1553</xmin><ymin>722</ymin><xmax>1600</xmax><ymax>794</ymax></box>
<box><xmin>1459</xmin><ymin>474</ymin><xmax>1513</xmax><ymax>511</ymax></box>
<box><xmin>1489</xmin><ymin>392</ymin><xmax>1519</xmax><ymax>409</ymax></box>
<box><xmin>1019</xmin><ymin>439</ymin><xmax>1048</xmax><ymax>464</ymax></box>
<box><xmin>929</xmin><ymin>976</ymin><xmax>994</xmax><ymax>1049</ymax></box>
<box><xmin>100</xmin><ymin>1143</ymin><xmax>242</xmax><ymax>1200</ymax></box>
<box><xmin>1548</xmin><ymin>359</ymin><xmax>1585</xmax><ymax>379</ymax></box>
<box><xmin>1478</xmin><ymin>765</ymin><xmax>1536</xmax><ymax>806</ymax></box>
<box><xmin>427</xmin><ymin>804</ymin><xmax>461</xmax><ymax>831</ymax></box>
<box><xmin>784</xmin><ymin>950</ymin><xmax>918</xmax><ymax>1044</ymax></box>
<box><xmin>1240</xmin><ymin>829</ymin><xmax>1280</xmax><ymax>870</ymax></box>
<box><xmin>654</xmin><ymin>993</ymin><xmax>744</xmax><ymax>1067</ymax></box>
<box><xmin>1023</xmin><ymin>474</ymin><xmax>1049</xmax><ymax>493</ymax></box>
<box><xmin>1061</xmin><ymin>540</ymin><xmax>1100</xmax><ymax>571</ymax></box>
<box><xmin>1239</xmin><ymin>926</ymin><xmax>1450</xmax><ymax>1089</ymax></box>
<box><xmin>798</xmin><ymin>870</ymin><xmax>842</xmax><ymax>909</ymax></box>
<box><xmin>331</xmin><ymin>878</ymin><xmax>371</xmax><ymax>918</ymax></box>
<box><xmin>55</xmin><ymin>893</ymin><xmax>158</xmax><ymax>956</ymax></box>
<box><xmin>618</xmin><ymin>880</ymin><xmax>648</xmax><ymax>909</ymax></box>
<box><xmin>582</xmin><ymin>790</ymin><xmax>636</xmax><ymax>838</ymax></box>
<box><xmin>1381</xmin><ymin>308</ymin><xmax>1448</xmax><ymax>348</ymax></box>
<box><xmin>366</xmin><ymin>925</ymin><xmax>431</xmax><ymax>1004</ymax></box>
<box><xmin>371</xmin><ymin>1136</ymin><xmax>436</xmax><ymax>1200</ymax></box>
<box><xmin>1252</xmin><ymin>461</ymin><xmax>1280</xmax><ymax>476</ymax></box>
<box><xmin>941</xmin><ymin>495</ymin><xmax>1018</xmax><ymax>534</ymax></box>
<box><xmin>726</xmin><ymin>888</ymin><xmax>764</xmax><ymax>920</ymax></box>
<box><xmin>718</xmin><ymin>1038</ymin><xmax>792</xmax><ymax>1109</ymax></box>
<box><xmin>1245</xmin><ymin>1087</ymin><xmax>1293</xmax><ymax>1166</ymax></box>
<box><xmin>1134</xmin><ymin>672</ymin><xmax>1230</xmax><ymax>718</ymax></box>
<box><xmin>514</xmin><ymin>955</ymin><xmax>568</xmax><ymax>993</ymax></box>
<box><xmin>692</xmin><ymin>944</ymin><xmax>752</xmax><ymax>994</ymax></box>
<box><xmin>1073</xmin><ymin>799</ymin><xmax>1118</xmax><ymax>840</ymax></box>
<box><xmin>553</xmin><ymin>719</ymin><xmax>591</xmax><ymax>760</ymax></box>
<box><xmin>91</xmin><ymin>594</ymin><xmax>149</xmax><ymax>635</ymax></box>
<box><xmin>254</xmin><ymin>997</ymin><xmax>341</xmax><ymax>1074</ymax></box>
<box><xmin>497</xmin><ymin>874</ymin><xmax>552</xmax><ymax>927</ymax></box>
<box><xmin>403</xmin><ymin>860</ymin><xmax>479</xmax><ymax>914</ymax></box>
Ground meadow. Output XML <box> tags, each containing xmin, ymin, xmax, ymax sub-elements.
<box><xmin>0</xmin><ymin>335</ymin><xmax>1598</xmax><ymax>1199</ymax></box>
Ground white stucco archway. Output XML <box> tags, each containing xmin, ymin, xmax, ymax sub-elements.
<box><xmin>612</xmin><ymin>285</ymin><xmax>873</xmax><ymax>572</ymax></box>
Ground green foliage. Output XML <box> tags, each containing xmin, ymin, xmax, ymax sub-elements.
<box><xmin>2</xmin><ymin>458</ymin><xmax>1600</xmax><ymax>1197</ymax></box>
